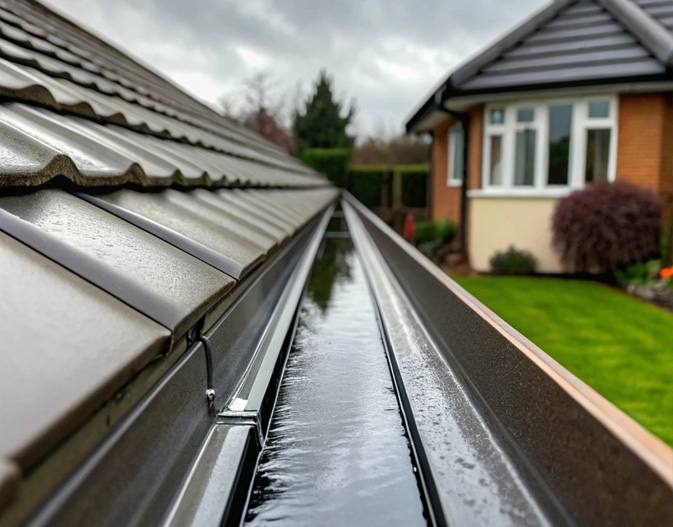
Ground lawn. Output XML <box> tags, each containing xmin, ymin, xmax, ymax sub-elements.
<box><xmin>452</xmin><ymin>275</ymin><xmax>673</xmax><ymax>446</ymax></box>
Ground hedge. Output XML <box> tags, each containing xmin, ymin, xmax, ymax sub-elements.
<box><xmin>401</xmin><ymin>168</ymin><xmax>427</xmax><ymax>208</ymax></box>
<box><xmin>350</xmin><ymin>169</ymin><xmax>384</xmax><ymax>208</ymax></box>
<box><xmin>300</xmin><ymin>148</ymin><xmax>351</xmax><ymax>187</ymax></box>
<box><xmin>348</xmin><ymin>164</ymin><xmax>428</xmax><ymax>210</ymax></box>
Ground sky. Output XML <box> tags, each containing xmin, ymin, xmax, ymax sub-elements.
<box><xmin>43</xmin><ymin>0</ymin><xmax>548</xmax><ymax>139</ymax></box>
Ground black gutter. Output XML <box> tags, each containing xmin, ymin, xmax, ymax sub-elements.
<box><xmin>439</xmin><ymin>107</ymin><xmax>470</xmax><ymax>258</ymax></box>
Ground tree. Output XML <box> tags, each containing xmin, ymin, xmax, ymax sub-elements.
<box><xmin>293</xmin><ymin>70</ymin><xmax>355</xmax><ymax>153</ymax></box>
<box><xmin>243</xmin><ymin>108</ymin><xmax>294</xmax><ymax>153</ymax></box>
<box><xmin>219</xmin><ymin>72</ymin><xmax>294</xmax><ymax>151</ymax></box>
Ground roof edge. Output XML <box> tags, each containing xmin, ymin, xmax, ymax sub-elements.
<box><xmin>598</xmin><ymin>0</ymin><xmax>673</xmax><ymax>66</ymax></box>
<box><xmin>405</xmin><ymin>0</ymin><xmax>573</xmax><ymax>133</ymax></box>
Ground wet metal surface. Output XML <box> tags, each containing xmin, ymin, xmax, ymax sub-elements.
<box><xmin>343</xmin><ymin>195</ymin><xmax>673</xmax><ymax>526</ymax></box>
<box><xmin>245</xmin><ymin>237</ymin><xmax>427</xmax><ymax>527</ymax></box>
<box><xmin>345</xmin><ymin>203</ymin><xmax>555</xmax><ymax>527</ymax></box>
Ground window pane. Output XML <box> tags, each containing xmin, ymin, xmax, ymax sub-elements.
<box><xmin>514</xmin><ymin>129</ymin><xmax>536</xmax><ymax>186</ymax></box>
<box><xmin>452</xmin><ymin>129</ymin><xmax>464</xmax><ymax>182</ymax></box>
<box><xmin>489</xmin><ymin>135</ymin><xmax>503</xmax><ymax>185</ymax></box>
<box><xmin>517</xmin><ymin>107</ymin><xmax>535</xmax><ymax>123</ymax></box>
<box><xmin>548</xmin><ymin>104</ymin><xmax>572</xmax><ymax>185</ymax></box>
<box><xmin>585</xmin><ymin>129</ymin><xmax>611</xmax><ymax>183</ymax></box>
<box><xmin>588</xmin><ymin>100</ymin><xmax>610</xmax><ymax>119</ymax></box>
<box><xmin>490</xmin><ymin>108</ymin><xmax>505</xmax><ymax>125</ymax></box>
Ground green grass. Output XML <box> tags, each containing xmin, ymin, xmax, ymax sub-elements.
<box><xmin>452</xmin><ymin>275</ymin><xmax>673</xmax><ymax>446</ymax></box>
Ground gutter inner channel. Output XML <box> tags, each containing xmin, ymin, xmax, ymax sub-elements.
<box><xmin>244</xmin><ymin>222</ymin><xmax>429</xmax><ymax>526</ymax></box>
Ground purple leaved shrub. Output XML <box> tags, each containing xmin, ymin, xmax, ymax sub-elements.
<box><xmin>552</xmin><ymin>181</ymin><xmax>661</xmax><ymax>272</ymax></box>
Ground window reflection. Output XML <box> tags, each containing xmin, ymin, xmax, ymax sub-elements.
<box><xmin>548</xmin><ymin>104</ymin><xmax>572</xmax><ymax>185</ymax></box>
<box><xmin>489</xmin><ymin>135</ymin><xmax>503</xmax><ymax>185</ymax></box>
<box><xmin>585</xmin><ymin>129</ymin><xmax>611</xmax><ymax>183</ymax></box>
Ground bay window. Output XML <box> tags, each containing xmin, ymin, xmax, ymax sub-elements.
<box><xmin>481</xmin><ymin>96</ymin><xmax>617</xmax><ymax>193</ymax></box>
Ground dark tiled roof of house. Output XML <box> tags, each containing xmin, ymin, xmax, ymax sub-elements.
<box><xmin>0</xmin><ymin>0</ymin><xmax>338</xmax><ymax>518</ymax></box>
<box><xmin>458</xmin><ymin>0</ymin><xmax>666</xmax><ymax>92</ymax></box>
<box><xmin>407</xmin><ymin>0</ymin><xmax>673</xmax><ymax>132</ymax></box>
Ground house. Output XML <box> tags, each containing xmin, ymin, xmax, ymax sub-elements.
<box><xmin>406</xmin><ymin>0</ymin><xmax>673</xmax><ymax>272</ymax></box>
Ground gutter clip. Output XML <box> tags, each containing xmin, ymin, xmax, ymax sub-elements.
<box><xmin>187</xmin><ymin>317</ymin><xmax>216</xmax><ymax>416</ymax></box>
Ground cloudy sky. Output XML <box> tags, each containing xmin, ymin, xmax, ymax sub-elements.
<box><xmin>44</xmin><ymin>0</ymin><xmax>548</xmax><ymax>138</ymax></box>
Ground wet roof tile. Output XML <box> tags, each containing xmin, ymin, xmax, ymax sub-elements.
<box><xmin>160</xmin><ymin>189</ymin><xmax>279</xmax><ymax>254</ymax></box>
<box><xmin>0</xmin><ymin>231</ymin><xmax>170</xmax><ymax>469</ymax></box>
<box><xmin>81</xmin><ymin>189</ymin><xmax>267</xmax><ymax>280</ymax></box>
<box><xmin>189</xmin><ymin>188</ymin><xmax>289</xmax><ymax>244</ymax></box>
<box><xmin>0</xmin><ymin>189</ymin><xmax>235</xmax><ymax>335</ymax></box>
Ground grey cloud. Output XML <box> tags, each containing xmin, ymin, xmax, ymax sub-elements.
<box><xmin>45</xmin><ymin>0</ymin><xmax>547</xmax><ymax>136</ymax></box>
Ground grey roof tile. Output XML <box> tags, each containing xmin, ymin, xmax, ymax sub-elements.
<box><xmin>82</xmin><ymin>189</ymin><xmax>267</xmax><ymax>280</ymax></box>
<box><xmin>188</xmin><ymin>189</ymin><xmax>290</xmax><ymax>243</ymax></box>
<box><xmin>160</xmin><ymin>189</ymin><xmax>280</xmax><ymax>254</ymax></box>
<box><xmin>0</xmin><ymin>231</ymin><xmax>170</xmax><ymax>468</ymax></box>
<box><xmin>0</xmin><ymin>189</ymin><xmax>235</xmax><ymax>334</ymax></box>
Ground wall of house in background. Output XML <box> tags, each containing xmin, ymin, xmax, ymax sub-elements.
<box><xmin>469</xmin><ymin>197</ymin><xmax>563</xmax><ymax>273</ymax></box>
<box><xmin>430</xmin><ymin>105</ymin><xmax>483</xmax><ymax>223</ymax></box>
<box><xmin>617</xmin><ymin>93</ymin><xmax>673</xmax><ymax>217</ymax></box>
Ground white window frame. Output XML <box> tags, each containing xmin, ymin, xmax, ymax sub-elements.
<box><xmin>477</xmin><ymin>95</ymin><xmax>618</xmax><ymax>197</ymax></box>
<box><xmin>447</xmin><ymin>123</ymin><xmax>464</xmax><ymax>187</ymax></box>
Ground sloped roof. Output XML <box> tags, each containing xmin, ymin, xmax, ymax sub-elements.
<box><xmin>407</xmin><ymin>0</ymin><xmax>673</xmax><ymax>132</ymax></box>
<box><xmin>0</xmin><ymin>0</ymin><xmax>338</xmax><ymax>519</ymax></box>
<box><xmin>0</xmin><ymin>0</ymin><xmax>322</xmax><ymax>187</ymax></box>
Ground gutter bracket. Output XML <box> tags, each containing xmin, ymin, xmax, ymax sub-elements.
<box><xmin>217</xmin><ymin>411</ymin><xmax>264</xmax><ymax>449</ymax></box>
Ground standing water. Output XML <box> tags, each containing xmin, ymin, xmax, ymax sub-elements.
<box><xmin>244</xmin><ymin>234</ymin><xmax>428</xmax><ymax>527</ymax></box>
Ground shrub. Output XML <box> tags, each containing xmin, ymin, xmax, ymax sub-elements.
<box><xmin>414</xmin><ymin>218</ymin><xmax>457</xmax><ymax>247</ymax></box>
<box><xmin>614</xmin><ymin>259</ymin><xmax>662</xmax><ymax>287</ymax></box>
<box><xmin>490</xmin><ymin>246</ymin><xmax>537</xmax><ymax>274</ymax></box>
<box><xmin>300</xmin><ymin>148</ymin><xmax>351</xmax><ymax>187</ymax></box>
<box><xmin>552</xmin><ymin>181</ymin><xmax>661</xmax><ymax>272</ymax></box>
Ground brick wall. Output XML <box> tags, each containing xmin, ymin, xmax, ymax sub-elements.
<box><xmin>617</xmin><ymin>93</ymin><xmax>671</xmax><ymax>202</ymax></box>
<box><xmin>430</xmin><ymin>105</ymin><xmax>484</xmax><ymax>223</ymax></box>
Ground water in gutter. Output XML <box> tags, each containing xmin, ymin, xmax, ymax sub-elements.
<box><xmin>244</xmin><ymin>235</ymin><xmax>428</xmax><ymax>526</ymax></box>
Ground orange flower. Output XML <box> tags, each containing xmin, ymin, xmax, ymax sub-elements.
<box><xmin>660</xmin><ymin>266</ymin><xmax>673</xmax><ymax>279</ymax></box>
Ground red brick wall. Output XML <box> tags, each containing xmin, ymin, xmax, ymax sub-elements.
<box><xmin>430</xmin><ymin>118</ymin><xmax>459</xmax><ymax>222</ymax></box>
<box><xmin>660</xmin><ymin>94</ymin><xmax>673</xmax><ymax>217</ymax></box>
<box><xmin>617</xmin><ymin>93</ymin><xmax>672</xmax><ymax>213</ymax></box>
<box><xmin>430</xmin><ymin>105</ymin><xmax>484</xmax><ymax>222</ymax></box>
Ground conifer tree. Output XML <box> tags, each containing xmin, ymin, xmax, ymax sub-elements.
<box><xmin>294</xmin><ymin>70</ymin><xmax>355</xmax><ymax>153</ymax></box>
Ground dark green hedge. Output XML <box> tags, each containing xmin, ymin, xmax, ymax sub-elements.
<box><xmin>350</xmin><ymin>169</ymin><xmax>384</xmax><ymax>208</ymax></box>
<box><xmin>346</xmin><ymin>164</ymin><xmax>428</xmax><ymax>209</ymax></box>
<box><xmin>300</xmin><ymin>148</ymin><xmax>351</xmax><ymax>187</ymax></box>
<box><xmin>401</xmin><ymin>169</ymin><xmax>427</xmax><ymax>208</ymax></box>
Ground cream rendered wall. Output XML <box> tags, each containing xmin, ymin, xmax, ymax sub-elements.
<box><xmin>469</xmin><ymin>198</ymin><xmax>564</xmax><ymax>273</ymax></box>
